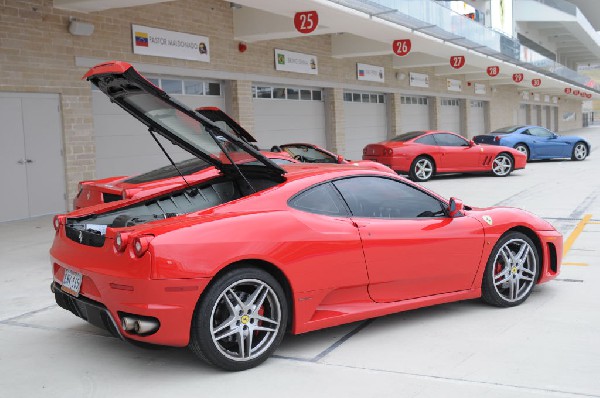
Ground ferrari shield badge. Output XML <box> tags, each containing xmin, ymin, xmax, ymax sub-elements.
<box><xmin>482</xmin><ymin>215</ymin><xmax>493</xmax><ymax>225</ymax></box>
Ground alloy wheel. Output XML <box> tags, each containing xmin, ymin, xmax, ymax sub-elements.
<box><xmin>574</xmin><ymin>143</ymin><xmax>587</xmax><ymax>160</ymax></box>
<box><xmin>492</xmin><ymin>239</ymin><xmax>537</xmax><ymax>302</ymax></box>
<box><xmin>415</xmin><ymin>158</ymin><xmax>433</xmax><ymax>180</ymax></box>
<box><xmin>492</xmin><ymin>155</ymin><xmax>512</xmax><ymax>176</ymax></box>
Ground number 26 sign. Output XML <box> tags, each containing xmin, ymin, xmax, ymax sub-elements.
<box><xmin>393</xmin><ymin>39</ymin><xmax>411</xmax><ymax>56</ymax></box>
<box><xmin>294</xmin><ymin>11</ymin><xmax>319</xmax><ymax>34</ymax></box>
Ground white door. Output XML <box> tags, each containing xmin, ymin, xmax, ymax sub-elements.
<box><xmin>541</xmin><ymin>106</ymin><xmax>548</xmax><ymax>128</ymax></box>
<box><xmin>550</xmin><ymin>107</ymin><xmax>558</xmax><ymax>131</ymax></box>
<box><xmin>518</xmin><ymin>104</ymin><xmax>527</xmax><ymax>125</ymax></box>
<box><xmin>399</xmin><ymin>96</ymin><xmax>430</xmax><ymax>133</ymax></box>
<box><xmin>343</xmin><ymin>91</ymin><xmax>387</xmax><ymax>160</ymax></box>
<box><xmin>92</xmin><ymin>78</ymin><xmax>226</xmax><ymax>179</ymax></box>
<box><xmin>468</xmin><ymin>100</ymin><xmax>486</xmax><ymax>137</ymax></box>
<box><xmin>530</xmin><ymin>105</ymin><xmax>539</xmax><ymax>125</ymax></box>
<box><xmin>253</xmin><ymin>85</ymin><xmax>326</xmax><ymax>149</ymax></box>
<box><xmin>439</xmin><ymin>98</ymin><xmax>462</xmax><ymax>132</ymax></box>
<box><xmin>0</xmin><ymin>93</ymin><xmax>66</xmax><ymax>222</ymax></box>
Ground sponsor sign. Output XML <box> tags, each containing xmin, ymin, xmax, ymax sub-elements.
<box><xmin>552</xmin><ymin>96</ymin><xmax>558</xmax><ymax>104</ymax></box>
<box><xmin>532</xmin><ymin>79</ymin><xmax>541</xmax><ymax>87</ymax></box>
<box><xmin>132</xmin><ymin>24</ymin><xmax>209</xmax><ymax>62</ymax></box>
<box><xmin>512</xmin><ymin>73</ymin><xmax>523</xmax><ymax>83</ymax></box>
<box><xmin>562</xmin><ymin>112</ymin><xmax>575</xmax><ymax>122</ymax></box>
<box><xmin>357</xmin><ymin>63</ymin><xmax>384</xmax><ymax>82</ymax></box>
<box><xmin>474</xmin><ymin>83</ymin><xmax>486</xmax><ymax>95</ymax></box>
<box><xmin>409</xmin><ymin>72</ymin><xmax>429</xmax><ymax>88</ymax></box>
<box><xmin>393</xmin><ymin>39</ymin><xmax>411</xmax><ymax>56</ymax></box>
<box><xmin>521</xmin><ymin>91</ymin><xmax>530</xmax><ymax>100</ymax></box>
<box><xmin>450</xmin><ymin>56</ymin><xmax>465</xmax><ymax>69</ymax></box>
<box><xmin>447</xmin><ymin>79</ymin><xmax>462</xmax><ymax>92</ymax></box>
<box><xmin>294</xmin><ymin>11</ymin><xmax>318</xmax><ymax>34</ymax></box>
<box><xmin>544</xmin><ymin>95</ymin><xmax>550</xmax><ymax>103</ymax></box>
<box><xmin>533</xmin><ymin>93</ymin><xmax>540</xmax><ymax>101</ymax></box>
<box><xmin>275</xmin><ymin>49</ymin><xmax>318</xmax><ymax>75</ymax></box>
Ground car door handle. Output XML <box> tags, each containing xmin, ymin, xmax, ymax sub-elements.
<box><xmin>17</xmin><ymin>159</ymin><xmax>25</xmax><ymax>164</ymax></box>
<box><xmin>26</xmin><ymin>159</ymin><xmax>34</xmax><ymax>163</ymax></box>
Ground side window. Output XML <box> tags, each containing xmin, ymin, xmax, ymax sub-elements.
<box><xmin>289</xmin><ymin>183</ymin><xmax>348</xmax><ymax>216</ymax></box>
<box><xmin>433</xmin><ymin>133</ymin><xmax>469</xmax><ymax>147</ymax></box>
<box><xmin>333</xmin><ymin>177</ymin><xmax>445</xmax><ymax>219</ymax></box>
<box><xmin>414</xmin><ymin>135</ymin><xmax>437</xmax><ymax>146</ymax></box>
<box><xmin>282</xmin><ymin>145</ymin><xmax>336</xmax><ymax>163</ymax></box>
<box><xmin>529</xmin><ymin>127</ymin><xmax>553</xmax><ymax>138</ymax></box>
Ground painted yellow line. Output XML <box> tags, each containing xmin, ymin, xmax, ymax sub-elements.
<box><xmin>588</xmin><ymin>221</ymin><xmax>600</xmax><ymax>225</ymax></box>
<box><xmin>563</xmin><ymin>214</ymin><xmax>592</xmax><ymax>257</ymax></box>
<box><xmin>563</xmin><ymin>262</ymin><xmax>589</xmax><ymax>267</ymax></box>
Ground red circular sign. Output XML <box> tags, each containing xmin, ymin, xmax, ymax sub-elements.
<box><xmin>450</xmin><ymin>56</ymin><xmax>465</xmax><ymax>69</ymax></box>
<box><xmin>573</xmin><ymin>89</ymin><xmax>580</xmax><ymax>95</ymax></box>
<box><xmin>512</xmin><ymin>73</ymin><xmax>523</xmax><ymax>83</ymax></box>
<box><xmin>532</xmin><ymin>79</ymin><xmax>541</xmax><ymax>87</ymax></box>
<box><xmin>392</xmin><ymin>39</ymin><xmax>411</xmax><ymax>57</ymax></box>
<box><xmin>294</xmin><ymin>11</ymin><xmax>319</xmax><ymax>34</ymax></box>
<box><xmin>564</xmin><ymin>88</ymin><xmax>572</xmax><ymax>94</ymax></box>
<box><xmin>487</xmin><ymin>66</ymin><xmax>500</xmax><ymax>77</ymax></box>
<box><xmin>587</xmin><ymin>93</ymin><xmax>592</xmax><ymax>98</ymax></box>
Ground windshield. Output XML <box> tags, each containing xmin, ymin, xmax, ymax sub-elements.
<box><xmin>124</xmin><ymin>158</ymin><xmax>210</xmax><ymax>184</ymax></box>
<box><xmin>389</xmin><ymin>131</ymin><xmax>426</xmax><ymax>142</ymax></box>
<box><xmin>491</xmin><ymin>126</ymin><xmax>523</xmax><ymax>134</ymax></box>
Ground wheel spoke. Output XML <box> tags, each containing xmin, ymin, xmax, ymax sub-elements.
<box><xmin>246</xmin><ymin>284</ymin><xmax>268</xmax><ymax>309</ymax></box>
<box><xmin>214</xmin><ymin>327</ymin><xmax>238</xmax><ymax>341</ymax></box>
<box><xmin>254</xmin><ymin>325</ymin><xmax>278</xmax><ymax>333</ymax></box>
<box><xmin>494</xmin><ymin>270</ymin><xmax>510</xmax><ymax>285</ymax></box>
<box><xmin>237</xmin><ymin>330</ymin><xmax>246</xmax><ymax>358</ymax></box>
<box><xmin>514</xmin><ymin>243</ymin><xmax>529</xmax><ymax>264</ymax></box>
<box><xmin>213</xmin><ymin>315</ymin><xmax>236</xmax><ymax>335</ymax></box>
<box><xmin>509</xmin><ymin>279</ymin><xmax>517</xmax><ymax>300</ymax></box>
<box><xmin>255</xmin><ymin>314</ymin><xmax>279</xmax><ymax>326</ymax></box>
<box><xmin>245</xmin><ymin>328</ymin><xmax>253</xmax><ymax>358</ymax></box>
<box><xmin>520</xmin><ymin>267</ymin><xmax>535</xmax><ymax>277</ymax></box>
<box><xmin>228</xmin><ymin>288</ymin><xmax>244</xmax><ymax>307</ymax></box>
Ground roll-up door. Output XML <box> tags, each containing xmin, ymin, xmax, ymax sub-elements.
<box><xmin>92</xmin><ymin>77</ymin><xmax>225</xmax><ymax>179</ymax></box>
<box><xmin>343</xmin><ymin>91</ymin><xmax>387</xmax><ymax>160</ymax></box>
<box><xmin>541</xmin><ymin>106</ymin><xmax>548</xmax><ymax>128</ymax></box>
<box><xmin>253</xmin><ymin>84</ymin><xmax>326</xmax><ymax>149</ymax></box>
<box><xmin>399</xmin><ymin>96</ymin><xmax>430</xmax><ymax>133</ymax></box>
<box><xmin>530</xmin><ymin>105</ymin><xmax>539</xmax><ymax>125</ymax></box>
<box><xmin>439</xmin><ymin>98</ymin><xmax>462</xmax><ymax>133</ymax></box>
<box><xmin>468</xmin><ymin>100</ymin><xmax>486</xmax><ymax>136</ymax></box>
<box><xmin>518</xmin><ymin>104</ymin><xmax>527</xmax><ymax>125</ymax></box>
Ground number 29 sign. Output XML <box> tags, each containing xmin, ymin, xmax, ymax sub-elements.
<box><xmin>392</xmin><ymin>39</ymin><xmax>411</xmax><ymax>57</ymax></box>
<box><xmin>294</xmin><ymin>11</ymin><xmax>318</xmax><ymax>34</ymax></box>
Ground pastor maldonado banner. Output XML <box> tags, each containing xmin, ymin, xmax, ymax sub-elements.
<box><xmin>274</xmin><ymin>49</ymin><xmax>318</xmax><ymax>75</ymax></box>
<box><xmin>357</xmin><ymin>63</ymin><xmax>384</xmax><ymax>82</ymax></box>
<box><xmin>132</xmin><ymin>24</ymin><xmax>210</xmax><ymax>62</ymax></box>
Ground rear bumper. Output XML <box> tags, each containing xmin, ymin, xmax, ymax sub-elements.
<box><xmin>52</xmin><ymin>259</ymin><xmax>210</xmax><ymax>347</ymax></box>
<box><xmin>362</xmin><ymin>155</ymin><xmax>411</xmax><ymax>173</ymax></box>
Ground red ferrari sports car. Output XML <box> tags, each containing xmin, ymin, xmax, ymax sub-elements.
<box><xmin>363</xmin><ymin>131</ymin><xmax>527</xmax><ymax>182</ymax></box>
<box><xmin>51</xmin><ymin>61</ymin><xmax>561</xmax><ymax>371</ymax></box>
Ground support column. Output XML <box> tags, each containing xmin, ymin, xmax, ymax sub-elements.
<box><xmin>387</xmin><ymin>92</ymin><xmax>402</xmax><ymax>139</ymax></box>
<box><xmin>459</xmin><ymin>99</ymin><xmax>469</xmax><ymax>138</ymax></box>
<box><xmin>324</xmin><ymin>87</ymin><xmax>345</xmax><ymax>155</ymax></box>
<box><xmin>429</xmin><ymin>96</ymin><xmax>441</xmax><ymax>130</ymax></box>
<box><xmin>225</xmin><ymin>80</ymin><xmax>254</xmax><ymax>135</ymax></box>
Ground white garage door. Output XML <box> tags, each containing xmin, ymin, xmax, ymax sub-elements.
<box><xmin>399</xmin><ymin>96</ymin><xmax>430</xmax><ymax>133</ymax></box>
<box><xmin>92</xmin><ymin>77</ymin><xmax>225</xmax><ymax>179</ymax></box>
<box><xmin>343</xmin><ymin>91</ymin><xmax>387</xmax><ymax>160</ymax></box>
<box><xmin>468</xmin><ymin>100</ymin><xmax>486</xmax><ymax>137</ymax></box>
<box><xmin>253</xmin><ymin>84</ymin><xmax>326</xmax><ymax>149</ymax></box>
<box><xmin>439</xmin><ymin>98</ymin><xmax>462</xmax><ymax>133</ymax></box>
<box><xmin>518</xmin><ymin>104</ymin><xmax>527</xmax><ymax>125</ymax></box>
<box><xmin>550</xmin><ymin>107</ymin><xmax>558</xmax><ymax>131</ymax></box>
<box><xmin>541</xmin><ymin>106</ymin><xmax>549</xmax><ymax>128</ymax></box>
<box><xmin>530</xmin><ymin>105</ymin><xmax>539</xmax><ymax>125</ymax></box>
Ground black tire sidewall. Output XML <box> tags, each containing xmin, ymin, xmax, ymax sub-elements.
<box><xmin>481</xmin><ymin>231</ymin><xmax>540</xmax><ymax>307</ymax></box>
<box><xmin>190</xmin><ymin>267</ymin><xmax>288</xmax><ymax>371</ymax></box>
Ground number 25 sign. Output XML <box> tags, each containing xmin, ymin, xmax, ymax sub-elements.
<box><xmin>450</xmin><ymin>56</ymin><xmax>465</xmax><ymax>69</ymax></box>
<box><xmin>393</xmin><ymin>39</ymin><xmax>411</xmax><ymax>56</ymax></box>
<box><xmin>487</xmin><ymin>66</ymin><xmax>500</xmax><ymax>77</ymax></box>
<box><xmin>294</xmin><ymin>11</ymin><xmax>318</xmax><ymax>34</ymax></box>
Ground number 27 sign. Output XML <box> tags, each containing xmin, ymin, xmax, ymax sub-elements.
<box><xmin>393</xmin><ymin>39</ymin><xmax>411</xmax><ymax>56</ymax></box>
<box><xmin>294</xmin><ymin>11</ymin><xmax>318</xmax><ymax>34</ymax></box>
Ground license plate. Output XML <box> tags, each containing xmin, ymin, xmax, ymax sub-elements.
<box><xmin>61</xmin><ymin>269</ymin><xmax>83</xmax><ymax>297</ymax></box>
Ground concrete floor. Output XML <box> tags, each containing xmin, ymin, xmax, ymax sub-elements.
<box><xmin>1</xmin><ymin>127</ymin><xmax>599</xmax><ymax>397</ymax></box>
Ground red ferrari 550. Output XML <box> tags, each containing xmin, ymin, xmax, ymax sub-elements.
<box><xmin>51</xmin><ymin>61</ymin><xmax>561</xmax><ymax>371</ymax></box>
<box><xmin>363</xmin><ymin>131</ymin><xmax>527</xmax><ymax>181</ymax></box>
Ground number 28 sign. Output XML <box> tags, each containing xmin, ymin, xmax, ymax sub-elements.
<box><xmin>294</xmin><ymin>11</ymin><xmax>318</xmax><ymax>34</ymax></box>
<box><xmin>450</xmin><ymin>56</ymin><xmax>465</xmax><ymax>69</ymax></box>
<box><xmin>487</xmin><ymin>66</ymin><xmax>500</xmax><ymax>77</ymax></box>
<box><xmin>392</xmin><ymin>39</ymin><xmax>411</xmax><ymax>56</ymax></box>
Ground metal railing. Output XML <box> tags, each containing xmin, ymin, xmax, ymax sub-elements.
<box><xmin>327</xmin><ymin>0</ymin><xmax>599</xmax><ymax>92</ymax></box>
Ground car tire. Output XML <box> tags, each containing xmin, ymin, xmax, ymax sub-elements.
<box><xmin>189</xmin><ymin>266</ymin><xmax>288</xmax><ymax>371</ymax></box>
<box><xmin>513</xmin><ymin>143</ymin><xmax>529</xmax><ymax>160</ymax></box>
<box><xmin>571</xmin><ymin>142</ymin><xmax>588</xmax><ymax>161</ymax></box>
<box><xmin>481</xmin><ymin>232</ymin><xmax>540</xmax><ymax>307</ymax></box>
<box><xmin>409</xmin><ymin>156</ymin><xmax>435</xmax><ymax>182</ymax></box>
<box><xmin>491</xmin><ymin>153</ymin><xmax>513</xmax><ymax>177</ymax></box>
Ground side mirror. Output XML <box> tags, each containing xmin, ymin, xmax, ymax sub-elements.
<box><xmin>551</xmin><ymin>133</ymin><xmax>558</xmax><ymax>139</ymax></box>
<box><xmin>337</xmin><ymin>155</ymin><xmax>345</xmax><ymax>163</ymax></box>
<box><xmin>448</xmin><ymin>197</ymin><xmax>464</xmax><ymax>218</ymax></box>
<box><xmin>469</xmin><ymin>139</ymin><xmax>476</xmax><ymax>147</ymax></box>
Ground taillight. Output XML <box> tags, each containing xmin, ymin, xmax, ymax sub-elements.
<box><xmin>53</xmin><ymin>215</ymin><xmax>62</xmax><ymax>231</ymax></box>
<box><xmin>114</xmin><ymin>232</ymin><xmax>129</xmax><ymax>252</ymax></box>
<box><xmin>132</xmin><ymin>235</ymin><xmax>153</xmax><ymax>258</ymax></box>
<box><xmin>386</xmin><ymin>148</ymin><xmax>393</xmax><ymax>156</ymax></box>
<box><xmin>494</xmin><ymin>136</ymin><xmax>501</xmax><ymax>142</ymax></box>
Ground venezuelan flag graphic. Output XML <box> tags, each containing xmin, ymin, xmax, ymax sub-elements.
<box><xmin>135</xmin><ymin>32</ymin><xmax>149</xmax><ymax>47</ymax></box>
<box><xmin>358</xmin><ymin>69</ymin><xmax>365</xmax><ymax>77</ymax></box>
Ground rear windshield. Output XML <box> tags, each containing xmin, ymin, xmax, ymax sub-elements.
<box><xmin>389</xmin><ymin>131</ymin><xmax>426</xmax><ymax>142</ymax></box>
<box><xmin>490</xmin><ymin>126</ymin><xmax>523</xmax><ymax>134</ymax></box>
<box><xmin>124</xmin><ymin>158</ymin><xmax>210</xmax><ymax>184</ymax></box>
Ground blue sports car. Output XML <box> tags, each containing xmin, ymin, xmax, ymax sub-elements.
<box><xmin>473</xmin><ymin>125</ymin><xmax>590</xmax><ymax>161</ymax></box>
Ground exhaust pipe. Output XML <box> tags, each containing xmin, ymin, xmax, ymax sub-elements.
<box><xmin>121</xmin><ymin>315</ymin><xmax>160</xmax><ymax>335</ymax></box>
<box><xmin>122</xmin><ymin>316</ymin><xmax>137</xmax><ymax>332</ymax></box>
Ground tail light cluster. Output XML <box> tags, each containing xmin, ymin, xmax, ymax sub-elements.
<box><xmin>385</xmin><ymin>148</ymin><xmax>393</xmax><ymax>156</ymax></box>
<box><xmin>494</xmin><ymin>136</ymin><xmax>501</xmax><ymax>142</ymax></box>
<box><xmin>53</xmin><ymin>215</ymin><xmax>65</xmax><ymax>232</ymax></box>
<box><xmin>114</xmin><ymin>232</ymin><xmax>153</xmax><ymax>257</ymax></box>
